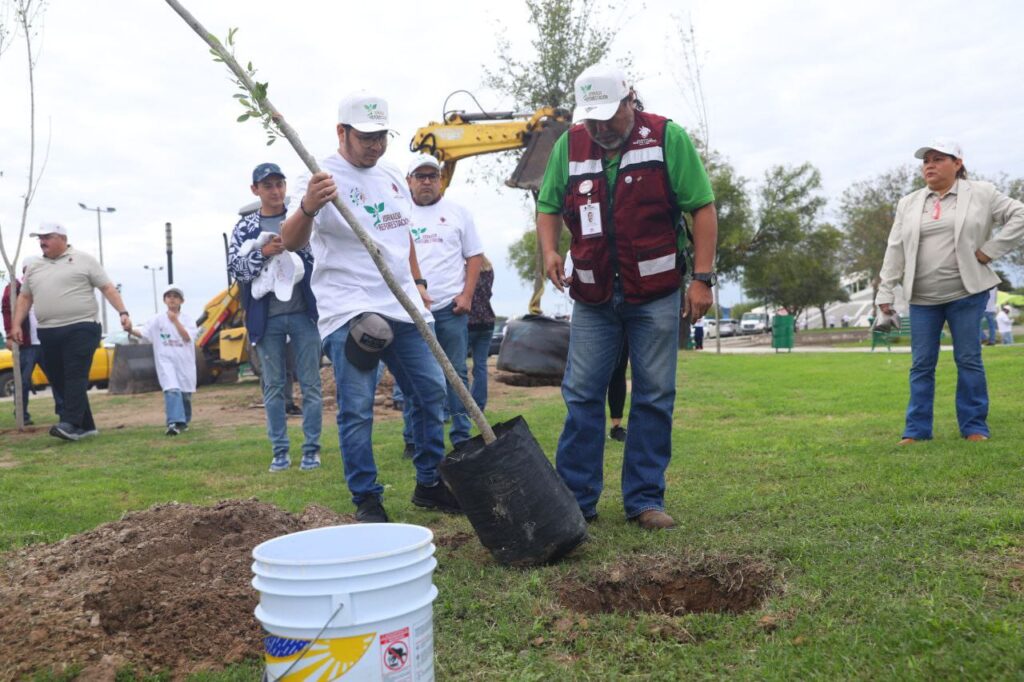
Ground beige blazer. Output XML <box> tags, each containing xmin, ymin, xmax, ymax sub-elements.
<box><xmin>877</xmin><ymin>180</ymin><xmax>1024</xmax><ymax>305</ymax></box>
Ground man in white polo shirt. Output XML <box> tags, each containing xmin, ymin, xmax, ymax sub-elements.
<box><xmin>403</xmin><ymin>154</ymin><xmax>483</xmax><ymax>448</ymax></box>
<box><xmin>281</xmin><ymin>90</ymin><xmax>460</xmax><ymax>523</ymax></box>
<box><xmin>11</xmin><ymin>222</ymin><xmax>134</xmax><ymax>440</ymax></box>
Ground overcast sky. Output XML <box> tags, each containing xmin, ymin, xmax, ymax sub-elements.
<box><xmin>2</xmin><ymin>0</ymin><xmax>1022</xmax><ymax>329</ymax></box>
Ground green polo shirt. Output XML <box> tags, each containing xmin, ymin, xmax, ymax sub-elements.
<box><xmin>536</xmin><ymin>121</ymin><xmax>714</xmax><ymax>216</ymax></box>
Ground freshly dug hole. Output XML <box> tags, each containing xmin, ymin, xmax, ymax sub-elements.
<box><xmin>555</xmin><ymin>553</ymin><xmax>778</xmax><ymax>615</ymax></box>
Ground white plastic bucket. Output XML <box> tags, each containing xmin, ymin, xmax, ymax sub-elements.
<box><xmin>252</xmin><ymin>523</ymin><xmax>438</xmax><ymax>681</ymax></box>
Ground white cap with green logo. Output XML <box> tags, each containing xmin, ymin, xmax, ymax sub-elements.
<box><xmin>572</xmin><ymin>64</ymin><xmax>630</xmax><ymax>123</ymax></box>
<box><xmin>338</xmin><ymin>90</ymin><xmax>391</xmax><ymax>133</ymax></box>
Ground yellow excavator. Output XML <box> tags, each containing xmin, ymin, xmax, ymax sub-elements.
<box><xmin>410</xmin><ymin>104</ymin><xmax>571</xmax><ymax>314</ymax></box>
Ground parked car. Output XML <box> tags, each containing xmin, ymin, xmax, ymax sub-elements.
<box><xmin>704</xmin><ymin>318</ymin><xmax>737</xmax><ymax>339</ymax></box>
<box><xmin>740</xmin><ymin>312</ymin><xmax>772</xmax><ymax>335</ymax></box>
<box><xmin>489</xmin><ymin>326</ymin><xmax>505</xmax><ymax>356</ymax></box>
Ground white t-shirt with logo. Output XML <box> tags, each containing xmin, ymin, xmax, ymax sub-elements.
<box><xmin>141</xmin><ymin>311</ymin><xmax>198</xmax><ymax>393</ymax></box>
<box><xmin>293</xmin><ymin>153</ymin><xmax>431</xmax><ymax>340</ymax></box>
<box><xmin>409</xmin><ymin>197</ymin><xmax>484</xmax><ymax>311</ymax></box>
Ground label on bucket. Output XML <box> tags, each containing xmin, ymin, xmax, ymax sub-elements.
<box><xmin>264</xmin><ymin>621</ymin><xmax>434</xmax><ymax>681</ymax></box>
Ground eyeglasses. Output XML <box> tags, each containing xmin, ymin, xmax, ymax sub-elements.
<box><xmin>412</xmin><ymin>172</ymin><xmax>440</xmax><ymax>181</ymax></box>
<box><xmin>351</xmin><ymin>130</ymin><xmax>389</xmax><ymax>147</ymax></box>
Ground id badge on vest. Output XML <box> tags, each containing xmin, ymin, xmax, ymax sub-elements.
<box><xmin>579</xmin><ymin>201</ymin><xmax>603</xmax><ymax>238</ymax></box>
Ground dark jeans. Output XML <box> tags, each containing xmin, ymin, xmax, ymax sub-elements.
<box><xmin>14</xmin><ymin>344</ymin><xmax>42</xmax><ymax>420</ymax></box>
<box><xmin>607</xmin><ymin>339</ymin><xmax>629</xmax><ymax>420</ymax></box>
<box><xmin>37</xmin><ymin>322</ymin><xmax>101</xmax><ymax>430</ymax></box>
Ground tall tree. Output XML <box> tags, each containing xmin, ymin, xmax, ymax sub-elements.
<box><xmin>483</xmin><ymin>0</ymin><xmax>628</xmax><ymax>113</ymax></box>
<box><xmin>484</xmin><ymin>0</ymin><xmax>629</xmax><ymax>313</ymax></box>
<box><xmin>743</xmin><ymin>163</ymin><xmax>844</xmax><ymax>322</ymax></box>
<box><xmin>983</xmin><ymin>173</ymin><xmax>1024</xmax><ymax>274</ymax></box>
<box><xmin>0</xmin><ymin>0</ymin><xmax>47</xmax><ymax>431</ymax></box>
<box><xmin>838</xmin><ymin>165</ymin><xmax>920</xmax><ymax>305</ymax></box>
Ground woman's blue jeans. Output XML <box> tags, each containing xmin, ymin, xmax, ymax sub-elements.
<box><xmin>905</xmin><ymin>290</ymin><xmax>989</xmax><ymax>439</ymax></box>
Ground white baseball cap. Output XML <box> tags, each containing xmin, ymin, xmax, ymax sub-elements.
<box><xmin>338</xmin><ymin>90</ymin><xmax>391</xmax><ymax>133</ymax></box>
<box><xmin>914</xmin><ymin>137</ymin><xmax>962</xmax><ymax>160</ymax></box>
<box><xmin>163</xmin><ymin>285</ymin><xmax>185</xmax><ymax>299</ymax></box>
<box><xmin>572</xmin><ymin>64</ymin><xmax>630</xmax><ymax>123</ymax></box>
<box><xmin>29</xmin><ymin>221</ymin><xmax>67</xmax><ymax>237</ymax></box>
<box><xmin>406</xmin><ymin>154</ymin><xmax>441</xmax><ymax>176</ymax></box>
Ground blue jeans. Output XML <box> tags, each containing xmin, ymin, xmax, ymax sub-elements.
<box><xmin>323</xmin><ymin>318</ymin><xmax>447</xmax><ymax>505</ymax></box>
<box><xmin>391</xmin><ymin>372</ymin><xmax>414</xmax><ymax>445</ymax></box>
<box><xmin>163</xmin><ymin>389</ymin><xmax>193</xmax><ymax>426</ymax></box>
<box><xmin>426</xmin><ymin>302</ymin><xmax>471</xmax><ymax>445</ymax></box>
<box><xmin>255</xmin><ymin>313</ymin><xmax>323</xmax><ymax>460</ymax></box>
<box><xmin>13</xmin><ymin>344</ymin><xmax>41</xmax><ymax>421</ymax></box>
<box><xmin>981</xmin><ymin>310</ymin><xmax>997</xmax><ymax>343</ymax></box>
<box><xmin>555</xmin><ymin>285</ymin><xmax>680</xmax><ymax>519</ymax></box>
<box><xmin>467</xmin><ymin>326</ymin><xmax>493</xmax><ymax>410</ymax></box>
<box><xmin>905</xmin><ymin>290</ymin><xmax>989</xmax><ymax>440</ymax></box>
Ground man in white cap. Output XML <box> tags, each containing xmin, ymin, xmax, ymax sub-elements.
<box><xmin>281</xmin><ymin>90</ymin><xmax>460</xmax><ymax>523</ymax></box>
<box><xmin>229</xmin><ymin>162</ymin><xmax>323</xmax><ymax>473</ymax></box>
<box><xmin>11</xmin><ymin>222</ymin><xmax>133</xmax><ymax>440</ymax></box>
<box><xmin>536</xmin><ymin>64</ymin><xmax>718</xmax><ymax>530</ymax></box>
<box><xmin>402</xmin><ymin>154</ymin><xmax>484</xmax><ymax>449</ymax></box>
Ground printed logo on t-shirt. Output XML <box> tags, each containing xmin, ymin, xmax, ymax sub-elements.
<box><xmin>410</xmin><ymin>227</ymin><xmax>442</xmax><ymax>244</ymax></box>
<box><xmin>348</xmin><ymin>186</ymin><xmax>410</xmax><ymax>231</ymax></box>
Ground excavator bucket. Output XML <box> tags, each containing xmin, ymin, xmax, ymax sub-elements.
<box><xmin>108</xmin><ymin>343</ymin><xmax>162</xmax><ymax>395</ymax></box>
<box><xmin>505</xmin><ymin>119</ymin><xmax>569</xmax><ymax>191</ymax></box>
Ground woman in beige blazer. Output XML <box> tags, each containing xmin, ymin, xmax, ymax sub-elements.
<box><xmin>877</xmin><ymin>138</ymin><xmax>1024</xmax><ymax>445</ymax></box>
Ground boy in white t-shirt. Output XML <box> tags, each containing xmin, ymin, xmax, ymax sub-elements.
<box><xmin>130</xmin><ymin>285</ymin><xmax>198</xmax><ymax>435</ymax></box>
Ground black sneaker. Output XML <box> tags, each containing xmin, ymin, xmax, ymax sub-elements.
<box><xmin>355</xmin><ymin>497</ymin><xmax>389</xmax><ymax>523</ymax></box>
<box><xmin>609</xmin><ymin>425</ymin><xmax>627</xmax><ymax>442</ymax></box>
<box><xmin>51</xmin><ymin>422</ymin><xmax>85</xmax><ymax>441</ymax></box>
<box><xmin>165</xmin><ymin>424</ymin><xmax>181</xmax><ymax>436</ymax></box>
<box><xmin>412</xmin><ymin>482</ymin><xmax>463</xmax><ymax>514</ymax></box>
<box><xmin>177</xmin><ymin>422</ymin><xmax>190</xmax><ymax>432</ymax></box>
<box><xmin>403</xmin><ymin>442</ymin><xmax>416</xmax><ymax>459</ymax></box>
<box><xmin>285</xmin><ymin>403</ymin><xmax>302</xmax><ymax>417</ymax></box>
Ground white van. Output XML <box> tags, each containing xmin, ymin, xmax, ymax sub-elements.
<box><xmin>740</xmin><ymin>312</ymin><xmax>772</xmax><ymax>335</ymax></box>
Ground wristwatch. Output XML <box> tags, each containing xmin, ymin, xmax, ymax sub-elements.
<box><xmin>692</xmin><ymin>272</ymin><xmax>717</xmax><ymax>287</ymax></box>
<box><xmin>414</xmin><ymin>278</ymin><xmax>428</xmax><ymax>289</ymax></box>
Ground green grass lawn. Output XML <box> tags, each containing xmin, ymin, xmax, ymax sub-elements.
<box><xmin>2</xmin><ymin>348</ymin><xmax>1024</xmax><ymax>680</ymax></box>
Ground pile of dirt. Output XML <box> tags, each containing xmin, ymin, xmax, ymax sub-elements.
<box><xmin>0</xmin><ymin>499</ymin><xmax>352</xmax><ymax>679</ymax></box>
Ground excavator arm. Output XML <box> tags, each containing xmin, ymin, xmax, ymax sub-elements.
<box><xmin>409</xmin><ymin>107</ymin><xmax>570</xmax><ymax>192</ymax></box>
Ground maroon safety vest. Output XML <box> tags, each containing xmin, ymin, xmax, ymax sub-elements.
<box><xmin>562</xmin><ymin>110</ymin><xmax>679</xmax><ymax>305</ymax></box>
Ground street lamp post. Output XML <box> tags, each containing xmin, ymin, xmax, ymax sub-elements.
<box><xmin>143</xmin><ymin>265</ymin><xmax>164</xmax><ymax>314</ymax></box>
<box><xmin>78</xmin><ymin>202</ymin><xmax>116</xmax><ymax>332</ymax></box>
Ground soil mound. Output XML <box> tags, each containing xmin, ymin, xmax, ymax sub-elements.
<box><xmin>0</xmin><ymin>499</ymin><xmax>352</xmax><ymax>680</ymax></box>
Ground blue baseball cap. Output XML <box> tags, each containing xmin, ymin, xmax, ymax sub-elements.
<box><xmin>252</xmin><ymin>162</ymin><xmax>286</xmax><ymax>184</ymax></box>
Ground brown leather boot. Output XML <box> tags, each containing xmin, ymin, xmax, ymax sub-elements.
<box><xmin>965</xmin><ymin>433</ymin><xmax>989</xmax><ymax>442</ymax></box>
<box><xmin>630</xmin><ymin>510</ymin><xmax>676</xmax><ymax>530</ymax></box>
